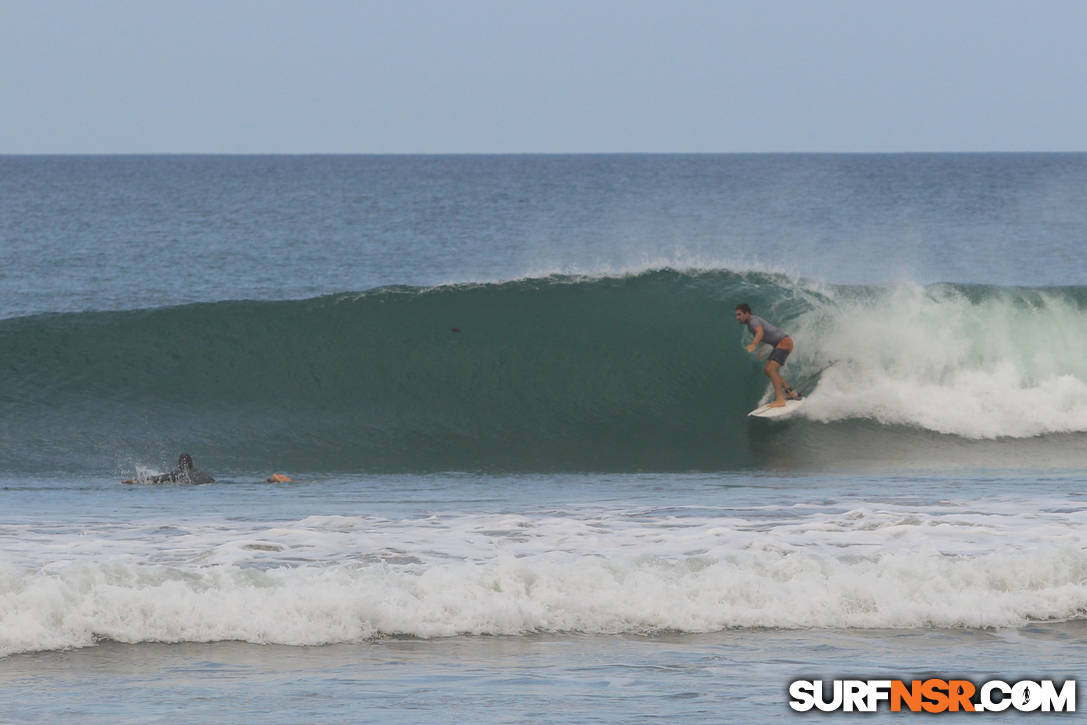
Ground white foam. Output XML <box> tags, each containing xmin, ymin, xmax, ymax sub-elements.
<box><xmin>795</xmin><ymin>285</ymin><xmax>1087</xmax><ymax>438</ymax></box>
<box><xmin>3</xmin><ymin>499</ymin><xmax>1086</xmax><ymax>655</ymax></box>
<box><xmin>2</xmin><ymin>546</ymin><xmax>1085</xmax><ymax>656</ymax></box>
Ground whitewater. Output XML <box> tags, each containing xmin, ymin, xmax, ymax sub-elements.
<box><xmin>5</xmin><ymin>490</ymin><xmax>1087</xmax><ymax>658</ymax></box>
<box><xmin>2</xmin><ymin>154</ymin><xmax>1086</xmax><ymax>723</ymax></box>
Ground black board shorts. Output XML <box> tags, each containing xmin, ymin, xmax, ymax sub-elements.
<box><xmin>768</xmin><ymin>345</ymin><xmax>791</xmax><ymax>366</ymax></box>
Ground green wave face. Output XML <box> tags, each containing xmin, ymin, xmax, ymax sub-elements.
<box><xmin>3</xmin><ymin>269</ymin><xmax>1086</xmax><ymax>474</ymax></box>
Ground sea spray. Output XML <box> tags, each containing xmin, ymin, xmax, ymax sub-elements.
<box><xmin>798</xmin><ymin>284</ymin><xmax>1087</xmax><ymax>437</ymax></box>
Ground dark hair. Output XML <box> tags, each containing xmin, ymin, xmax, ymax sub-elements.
<box><xmin>735</xmin><ymin>303</ymin><xmax>751</xmax><ymax>314</ymax></box>
<box><xmin>178</xmin><ymin>453</ymin><xmax>194</xmax><ymax>470</ymax></box>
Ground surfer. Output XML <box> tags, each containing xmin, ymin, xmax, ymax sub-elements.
<box><xmin>735</xmin><ymin>304</ymin><xmax>800</xmax><ymax>408</ymax></box>
<box><xmin>140</xmin><ymin>453</ymin><xmax>215</xmax><ymax>484</ymax></box>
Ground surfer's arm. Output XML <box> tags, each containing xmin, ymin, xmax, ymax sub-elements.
<box><xmin>746</xmin><ymin>326</ymin><xmax>764</xmax><ymax>353</ymax></box>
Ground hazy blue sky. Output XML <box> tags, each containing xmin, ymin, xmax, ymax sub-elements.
<box><xmin>2</xmin><ymin>0</ymin><xmax>1085</xmax><ymax>153</ymax></box>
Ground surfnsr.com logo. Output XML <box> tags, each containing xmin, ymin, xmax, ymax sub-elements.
<box><xmin>788</xmin><ymin>679</ymin><xmax>1076</xmax><ymax>713</ymax></box>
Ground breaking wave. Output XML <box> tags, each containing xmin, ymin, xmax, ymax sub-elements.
<box><xmin>2</xmin><ymin>269</ymin><xmax>1086</xmax><ymax>473</ymax></box>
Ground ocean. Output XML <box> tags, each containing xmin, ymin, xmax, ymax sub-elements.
<box><xmin>1</xmin><ymin>154</ymin><xmax>1085</xmax><ymax>722</ymax></box>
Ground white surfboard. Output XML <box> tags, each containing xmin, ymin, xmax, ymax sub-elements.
<box><xmin>748</xmin><ymin>398</ymin><xmax>805</xmax><ymax>419</ymax></box>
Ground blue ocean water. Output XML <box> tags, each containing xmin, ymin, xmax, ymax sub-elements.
<box><xmin>1</xmin><ymin>154</ymin><xmax>1086</xmax><ymax>722</ymax></box>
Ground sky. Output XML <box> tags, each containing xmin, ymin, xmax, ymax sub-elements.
<box><xmin>2</xmin><ymin>0</ymin><xmax>1085</xmax><ymax>153</ymax></box>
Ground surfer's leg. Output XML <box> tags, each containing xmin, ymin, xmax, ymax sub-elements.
<box><xmin>767</xmin><ymin>342</ymin><xmax>798</xmax><ymax>401</ymax></box>
<box><xmin>764</xmin><ymin>360</ymin><xmax>787</xmax><ymax>407</ymax></box>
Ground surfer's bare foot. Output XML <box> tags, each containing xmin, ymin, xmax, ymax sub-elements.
<box><xmin>768</xmin><ymin>400</ymin><xmax>787</xmax><ymax>408</ymax></box>
<box><xmin>784</xmin><ymin>386</ymin><xmax>801</xmax><ymax>400</ymax></box>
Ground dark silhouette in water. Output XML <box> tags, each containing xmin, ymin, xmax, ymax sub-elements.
<box><xmin>123</xmin><ymin>453</ymin><xmax>215</xmax><ymax>484</ymax></box>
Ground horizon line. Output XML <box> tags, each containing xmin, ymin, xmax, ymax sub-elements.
<box><xmin>3</xmin><ymin>150</ymin><xmax>1086</xmax><ymax>157</ymax></box>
